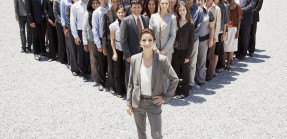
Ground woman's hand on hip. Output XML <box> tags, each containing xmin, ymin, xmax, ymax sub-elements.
<box><xmin>153</xmin><ymin>96</ymin><xmax>165</xmax><ymax>105</ymax></box>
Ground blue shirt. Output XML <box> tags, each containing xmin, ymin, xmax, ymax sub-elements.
<box><xmin>60</xmin><ymin>0</ymin><xmax>71</xmax><ymax>26</ymax></box>
<box><xmin>92</xmin><ymin>5</ymin><xmax>110</xmax><ymax>48</ymax></box>
<box><xmin>190</xmin><ymin>3</ymin><xmax>204</xmax><ymax>42</ymax></box>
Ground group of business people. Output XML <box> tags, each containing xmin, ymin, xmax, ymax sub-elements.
<box><xmin>15</xmin><ymin>0</ymin><xmax>263</xmax><ymax>138</ymax></box>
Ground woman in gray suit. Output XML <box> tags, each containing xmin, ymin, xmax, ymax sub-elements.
<box><xmin>149</xmin><ymin>0</ymin><xmax>177</xmax><ymax>62</ymax></box>
<box><xmin>126</xmin><ymin>29</ymin><xmax>179</xmax><ymax>139</ymax></box>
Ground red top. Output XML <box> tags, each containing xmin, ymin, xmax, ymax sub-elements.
<box><xmin>227</xmin><ymin>4</ymin><xmax>242</xmax><ymax>27</ymax></box>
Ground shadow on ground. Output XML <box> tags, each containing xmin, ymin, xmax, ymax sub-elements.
<box><xmin>167</xmin><ymin>49</ymin><xmax>270</xmax><ymax>107</ymax></box>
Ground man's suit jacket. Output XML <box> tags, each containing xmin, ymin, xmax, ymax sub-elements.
<box><xmin>14</xmin><ymin>0</ymin><xmax>27</xmax><ymax>18</ymax></box>
<box><xmin>44</xmin><ymin>0</ymin><xmax>56</xmax><ymax>22</ymax></box>
<box><xmin>26</xmin><ymin>0</ymin><xmax>47</xmax><ymax>24</ymax></box>
<box><xmin>53</xmin><ymin>0</ymin><xmax>62</xmax><ymax>24</ymax></box>
<box><xmin>126</xmin><ymin>52</ymin><xmax>179</xmax><ymax>108</ymax></box>
<box><xmin>149</xmin><ymin>13</ymin><xmax>177</xmax><ymax>53</ymax></box>
<box><xmin>120</xmin><ymin>14</ymin><xmax>149</xmax><ymax>59</ymax></box>
<box><xmin>253</xmin><ymin>0</ymin><xmax>263</xmax><ymax>22</ymax></box>
<box><xmin>102</xmin><ymin>7</ymin><xmax>117</xmax><ymax>49</ymax></box>
<box><xmin>241</xmin><ymin>0</ymin><xmax>257</xmax><ymax>25</ymax></box>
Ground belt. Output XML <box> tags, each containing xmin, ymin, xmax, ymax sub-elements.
<box><xmin>140</xmin><ymin>95</ymin><xmax>152</xmax><ymax>99</ymax></box>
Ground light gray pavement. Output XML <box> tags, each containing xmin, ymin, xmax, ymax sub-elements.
<box><xmin>1</xmin><ymin>0</ymin><xmax>287</xmax><ymax>138</ymax></box>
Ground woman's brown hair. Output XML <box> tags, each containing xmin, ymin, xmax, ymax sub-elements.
<box><xmin>140</xmin><ymin>28</ymin><xmax>156</xmax><ymax>41</ymax></box>
<box><xmin>175</xmin><ymin>1</ymin><xmax>193</xmax><ymax>22</ymax></box>
<box><xmin>144</xmin><ymin>0</ymin><xmax>158</xmax><ymax>18</ymax></box>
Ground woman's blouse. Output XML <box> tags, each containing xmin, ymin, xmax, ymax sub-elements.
<box><xmin>174</xmin><ymin>20</ymin><xmax>195</xmax><ymax>60</ymax></box>
<box><xmin>82</xmin><ymin>11</ymin><xmax>94</xmax><ymax>45</ymax></box>
<box><xmin>227</xmin><ymin>4</ymin><xmax>242</xmax><ymax>27</ymax></box>
<box><xmin>199</xmin><ymin>8</ymin><xmax>214</xmax><ymax>42</ymax></box>
<box><xmin>140</xmin><ymin>63</ymin><xmax>152</xmax><ymax>96</ymax></box>
<box><xmin>109</xmin><ymin>19</ymin><xmax>122</xmax><ymax>51</ymax></box>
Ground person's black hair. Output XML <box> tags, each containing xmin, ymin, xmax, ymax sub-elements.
<box><xmin>87</xmin><ymin>0</ymin><xmax>99</xmax><ymax>27</ymax></box>
<box><xmin>131</xmin><ymin>0</ymin><xmax>143</xmax><ymax>7</ymax></box>
<box><xmin>116</xmin><ymin>5</ymin><xmax>126</xmax><ymax>26</ymax></box>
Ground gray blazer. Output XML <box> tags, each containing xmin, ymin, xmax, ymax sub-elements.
<box><xmin>126</xmin><ymin>52</ymin><xmax>179</xmax><ymax>108</ymax></box>
<box><xmin>120</xmin><ymin>14</ymin><xmax>149</xmax><ymax>59</ymax></box>
<box><xmin>14</xmin><ymin>0</ymin><xmax>27</xmax><ymax>18</ymax></box>
<box><xmin>149</xmin><ymin>13</ymin><xmax>177</xmax><ymax>53</ymax></box>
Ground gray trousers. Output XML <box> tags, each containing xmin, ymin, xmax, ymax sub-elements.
<box><xmin>195</xmin><ymin>40</ymin><xmax>209</xmax><ymax>84</ymax></box>
<box><xmin>133</xmin><ymin>98</ymin><xmax>163</xmax><ymax>139</ymax></box>
<box><xmin>189</xmin><ymin>40</ymin><xmax>199</xmax><ymax>86</ymax></box>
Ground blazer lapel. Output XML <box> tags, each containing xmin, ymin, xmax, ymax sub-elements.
<box><xmin>141</xmin><ymin>15</ymin><xmax>148</xmax><ymax>28</ymax></box>
<box><xmin>108</xmin><ymin>8</ymin><xmax>115</xmax><ymax>23</ymax></box>
<box><xmin>130</xmin><ymin>15</ymin><xmax>140</xmax><ymax>39</ymax></box>
<box><xmin>151</xmin><ymin>52</ymin><xmax>158</xmax><ymax>92</ymax></box>
<box><xmin>161</xmin><ymin>13</ymin><xmax>171</xmax><ymax>29</ymax></box>
<box><xmin>135</xmin><ymin>53</ymin><xmax>143</xmax><ymax>86</ymax></box>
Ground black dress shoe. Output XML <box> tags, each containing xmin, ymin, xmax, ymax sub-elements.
<box><xmin>21</xmin><ymin>49</ymin><xmax>26</xmax><ymax>53</ymax></box>
<box><xmin>248</xmin><ymin>53</ymin><xmax>254</xmax><ymax>57</ymax></box>
<box><xmin>26</xmin><ymin>47</ymin><xmax>32</xmax><ymax>52</ymax></box>
<box><xmin>83</xmin><ymin>75</ymin><xmax>89</xmax><ymax>82</ymax></box>
<box><xmin>239</xmin><ymin>56</ymin><xmax>245</xmax><ymax>60</ymax></box>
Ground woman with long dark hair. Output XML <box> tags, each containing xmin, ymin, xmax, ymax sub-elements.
<box><xmin>83</xmin><ymin>0</ymin><xmax>100</xmax><ymax>85</ymax></box>
<box><xmin>109</xmin><ymin>5</ymin><xmax>126</xmax><ymax>98</ymax></box>
<box><xmin>172</xmin><ymin>1</ymin><xmax>194</xmax><ymax>99</ymax></box>
<box><xmin>143</xmin><ymin>0</ymin><xmax>158</xmax><ymax>18</ymax></box>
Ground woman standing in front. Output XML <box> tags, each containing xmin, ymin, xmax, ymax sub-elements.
<box><xmin>149</xmin><ymin>0</ymin><xmax>177</xmax><ymax>62</ymax></box>
<box><xmin>172</xmin><ymin>1</ymin><xmax>194</xmax><ymax>99</ymax></box>
<box><xmin>109</xmin><ymin>5</ymin><xmax>127</xmax><ymax>98</ymax></box>
<box><xmin>126</xmin><ymin>29</ymin><xmax>179</xmax><ymax>139</ymax></box>
<box><xmin>82</xmin><ymin>0</ymin><xmax>100</xmax><ymax>85</ymax></box>
<box><xmin>224</xmin><ymin>0</ymin><xmax>242</xmax><ymax>70</ymax></box>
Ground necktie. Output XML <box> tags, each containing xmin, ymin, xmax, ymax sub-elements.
<box><xmin>137</xmin><ymin>17</ymin><xmax>142</xmax><ymax>34</ymax></box>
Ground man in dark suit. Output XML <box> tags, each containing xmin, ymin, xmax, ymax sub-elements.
<box><xmin>26</xmin><ymin>0</ymin><xmax>48</xmax><ymax>60</ymax></box>
<box><xmin>236</xmin><ymin>0</ymin><xmax>257</xmax><ymax>60</ymax></box>
<box><xmin>248</xmin><ymin>0</ymin><xmax>263</xmax><ymax>56</ymax></box>
<box><xmin>120</xmin><ymin>0</ymin><xmax>149</xmax><ymax>88</ymax></box>
<box><xmin>14</xmin><ymin>0</ymin><xmax>33</xmax><ymax>52</ymax></box>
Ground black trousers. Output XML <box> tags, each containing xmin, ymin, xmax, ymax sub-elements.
<box><xmin>106</xmin><ymin>40</ymin><xmax>114</xmax><ymax>88</ymax></box>
<box><xmin>237</xmin><ymin>24</ymin><xmax>251</xmax><ymax>58</ymax></box>
<box><xmin>67</xmin><ymin>31</ymin><xmax>79</xmax><ymax>73</ymax></box>
<box><xmin>215</xmin><ymin>33</ymin><xmax>225</xmax><ymax>69</ymax></box>
<box><xmin>172</xmin><ymin>49</ymin><xmax>190</xmax><ymax>96</ymax></box>
<box><xmin>249</xmin><ymin>21</ymin><xmax>258</xmax><ymax>54</ymax></box>
<box><xmin>76</xmin><ymin>30</ymin><xmax>89</xmax><ymax>75</ymax></box>
<box><xmin>98</xmin><ymin>43</ymin><xmax>108</xmax><ymax>86</ymax></box>
<box><xmin>56</xmin><ymin>22</ymin><xmax>67</xmax><ymax>64</ymax></box>
<box><xmin>33</xmin><ymin>20</ymin><xmax>47</xmax><ymax>54</ymax></box>
<box><xmin>46</xmin><ymin>22</ymin><xmax>58</xmax><ymax>59</ymax></box>
<box><xmin>114</xmin><ymin>50</ymin><xmax>126</xmax><ymax>95</ymax></box>
<box><xmin>19</xmin><ymin>16</ymin><xmax>32</xmax><ymax>50</ymax></box>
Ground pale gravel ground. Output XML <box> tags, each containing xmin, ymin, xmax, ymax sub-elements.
<box><xmin>1</xmin><ymin>0</ymin><xmax>287</xmax><ymax>138</ymax></box>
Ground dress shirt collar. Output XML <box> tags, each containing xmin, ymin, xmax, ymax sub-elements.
<box><xmin>132</xmin><ymin>14</ymin><xmax>141</xmax><ymax>20</ymax></box>
<box><xmin>205</xmin><ymin>2</ymin><xmax>216</xmax><ymax>10</ymax></box>
<box><xmin>100</xmin><ymin>5</ymin><xmax>110</xmax><ymax>11</ymax></box>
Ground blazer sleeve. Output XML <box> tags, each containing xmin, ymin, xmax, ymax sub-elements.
<box><xmin>25</xmin><ymin>0</ymin><xmax>34</xmax><ymax>23</ymax></box>
<box><xmin>186</xmin><ymin>22</ymin><xmax>195</xmax><ymax>60</ymax></box>
<box><xmin>253</xmin><ymin>0</ymin><xmax>263</xmax><ymax>13</ymax></box>
<box><xmin>44</xmin><ymin>0</ymin><xmax>49</xmax><ymax>20</ymax></box>
<box><xmin>194</xmin><ymin>8</ymin><xmax>204</xmax><ymax>42</ymax></box>
<box><xmin>120</xmin><ymin>18</ymin><xmax>132</xmax><ymax>59</ymax></box>
<box><xmin>102</xmin><ymin>11</ymin><xmax>108</xmax><ymax>49</ymax></box>
<box><xmin>126</xmin><ymin>57</ymin><xmax>135</xmax><ymax>106</ymax></box>
<box><xmin>163</xmin><ymin>15</ymin><xmax>177</xmax><ymax>52</ymax></box>
<box><xmin>14</xmin><ymin>0</ymin><xmax>19</xmax><ymax>18</ymax></box>
<box><xmin>241</xmin><ymin>0</ymin><xmax>257</xmax><ymax>14</ymax></box>
<box><xmin>162</xmin><ymin>56</ymin><xmax>179</xmax><ymax>102</ymax></box>
<box><xmin>53</xmin><ymin>1</ymin><xmax>61</xmax><ymax>23</ymax></box>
